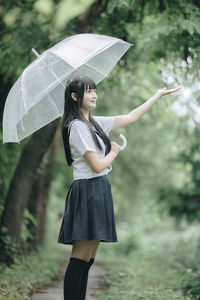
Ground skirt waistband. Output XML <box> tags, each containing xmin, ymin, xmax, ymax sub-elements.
<box><xmin>73</xmin><ymin>174</ymin><xmax>108</xmax><ymax>182</ymax></box>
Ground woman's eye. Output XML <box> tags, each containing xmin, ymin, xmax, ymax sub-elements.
<box><xmin>86</xmin><ymin>89</ymin><xmax>97</xmax><ymax>93</ymax></box>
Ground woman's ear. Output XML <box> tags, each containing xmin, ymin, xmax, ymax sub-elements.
<box><xmin>71</xmin><ymin>92</ymin><xmax>78</xmax><ymax>101</ymax></box>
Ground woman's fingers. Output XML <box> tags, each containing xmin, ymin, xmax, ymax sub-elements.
<box><xmin>167</xmin><ymin>86</ymin><xmax>182</xmax><ymax>94</ymax></box>
<box><xmin>158</xmin><ymin>86</ymin><xmax>182</xmax><ymax>96</ymax></box>
<box><xmin>110</xmin><ymin>141</ymin><xmax>121</xmax><ymax>155</ymax></box>
<box><xmin>169</xmin><ymin>86</ymin><xmax>182</xmax><ymax>92</ymax></box>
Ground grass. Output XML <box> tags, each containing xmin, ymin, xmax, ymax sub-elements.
<box><xmin>95</xmin><ymin>224</ymin><xmax>200</xmax><ymax>300</ymax></box>
<box><xmin>0</xmin><ymin>237</ymin><xmax>64</xmax><ymax>300</ymax></box>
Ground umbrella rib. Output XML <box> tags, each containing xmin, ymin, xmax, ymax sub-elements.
<box><xmin>20</xmin><ymin>71</ymin><xmax>28</xmax><ymax>136</ymax></box>
<box><xmin>83</xmin><ymin>63</ymin><xmax>109</xmax><ymax>77</ymax></box>
<box><xmin>20</xmin><ymin>101</ymin><xmax>25</xmax><ymax>132</ymax></box>
<box><xmin>21</xmin><ymin>71</ymin><xmax>28</xmax><ymax>114</ymax></box>
<box><xmin>31</xmin><ymin>48</ymin><xmax>65</xmax><ymax>88</ymax></box>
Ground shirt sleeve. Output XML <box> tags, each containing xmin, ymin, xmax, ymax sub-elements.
<box><xmin>93</xmin><ymin>116</ymin><xmax>115</xmax><ymax>135</ymax></box>
<box><xmin>69</xmin><ymin>121</ymin><xmax>97</xmax><ymax>157</ymax></box>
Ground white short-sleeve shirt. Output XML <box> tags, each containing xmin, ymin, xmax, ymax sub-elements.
<box><xmin>69</xmin><ymin>116</ymin><xmax>114</xmax><ymax>180</ymax></box>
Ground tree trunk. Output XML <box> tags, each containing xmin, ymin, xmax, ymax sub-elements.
<box><xmin>27</xmin><ymin>126</ymin><xmax>60</xmax><ymax>248</ymax></box>
<box><xmin>0</xmin><ymin>119</ymin><xmax>59</xmax><ymax>247</ymax></box>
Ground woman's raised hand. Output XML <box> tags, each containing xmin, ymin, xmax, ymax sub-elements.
<box><xmin>110</xmin><ymin>141</ymin><xmax>121</xmax><ymax>156</ymax></box>
<box><xmin>156</xmin><ymin>86</ymin><xmax>182</xmax><ymax>97</ymax></box>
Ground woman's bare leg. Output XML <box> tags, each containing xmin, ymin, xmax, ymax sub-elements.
<box><xmin>71</xmin><ymin>239</ymin><xmax>100</xmax><ymax>262</ymax></box>
<box><xmin>90</xmin><ymin>241</ymin><xmax>100</xmax><ymax>258</ymax></box>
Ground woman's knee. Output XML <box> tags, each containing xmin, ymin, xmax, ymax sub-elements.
<box><xmin>71</xmin><ymin>240</ymin><xmax>100</xmax><ymax>261</ymax></box>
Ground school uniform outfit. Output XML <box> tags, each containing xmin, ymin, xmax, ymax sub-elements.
<box><xmin>57</xmin><ymin>116</ymin><xmax>118</xmax><ymax>245</ymax></box>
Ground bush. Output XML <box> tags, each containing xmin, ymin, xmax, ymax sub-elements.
<box><xmin>168</xmin><ymin>236</ymin><xmax>200</xmax><ymax>300</ymax></box>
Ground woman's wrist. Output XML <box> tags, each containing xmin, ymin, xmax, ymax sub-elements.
<box><xmin>154</xmin><ymin>91</ymin><xmax>162</xmax><ymax>99</ymax></box>
<box><xmin>107</xmin><ymin>150</ymin><xmax>117</xmax><ymax>160</ymax></box>
<box><xmin>94</xmin><ymin>151</ymin><xmax>117</xmax><ymax>173</ymax></box>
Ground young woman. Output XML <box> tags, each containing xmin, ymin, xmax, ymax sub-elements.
<box><xmin>57</xmin><ymin>74</ymin><xmax>181</xmax><ymax>299</ymax></box>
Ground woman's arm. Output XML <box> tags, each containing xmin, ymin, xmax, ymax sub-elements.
<box><xmin>112</xmin><ymin>86</ymin><xmax>181</xmax><ymax>130</ymax></box>
<box><xmin>84</xmin><ymin>142</ymin><xmax>121</xmax><ymax>173</ymax></box>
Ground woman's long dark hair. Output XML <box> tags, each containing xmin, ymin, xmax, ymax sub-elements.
<box><xmin>62</xmin><ymin>74</ymin><xmax>111</xmax><ymax>166</ymax></box>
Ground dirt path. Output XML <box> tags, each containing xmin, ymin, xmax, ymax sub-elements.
<box><xmin>31</xmin><ymin>246</ymin><xmax>106</xmax><ymax>300</ymax></box>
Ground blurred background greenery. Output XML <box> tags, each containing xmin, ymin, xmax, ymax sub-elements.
<box><xmin>0</xmin><ymin>0</ymin><xmax>200</xmax><ymax>299</ymax></box>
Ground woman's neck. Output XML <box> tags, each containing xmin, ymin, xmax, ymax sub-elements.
<box><xmin>80</xmin><ymin>108</ymin><xmax>90</xmax><ymax>121</ymax></box>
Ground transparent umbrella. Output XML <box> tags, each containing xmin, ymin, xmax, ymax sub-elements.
<box><xmin>3</xmin><ymin>33</ymin><xmax>132</xmax><ymax>144</ymax></box>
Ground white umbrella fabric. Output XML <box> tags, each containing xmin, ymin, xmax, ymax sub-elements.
<box><xmin>3</xmin><ymin>33</ymin><xmax>132</xmax><ymax>143</ymax></box>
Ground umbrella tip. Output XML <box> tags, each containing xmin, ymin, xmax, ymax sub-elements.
<box><xmin>31</xmin><ymin>48</ymin><xmax>40</xmax><ymax>58</ymax></box>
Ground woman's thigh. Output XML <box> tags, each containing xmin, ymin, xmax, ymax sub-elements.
<box><xmin>90</xmin><ymin>241</ymin><xmax>100</xmax><ymax>258</ymax></box>
<box><xmin>71</xmin><ymin>240</ymin><xmax>100</xmax><ymax>262</ymax></box>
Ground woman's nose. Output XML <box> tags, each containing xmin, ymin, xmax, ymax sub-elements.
<box><xmin>92</xmin><ymin>93</ymin><xmax>97</xmax><ymax>99</ymax></box>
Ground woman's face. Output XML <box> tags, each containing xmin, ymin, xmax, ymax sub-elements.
<box><xmin>81</xmin><ymin>88</ymin><xmax>97</xmax><ymax>110</ymax></box>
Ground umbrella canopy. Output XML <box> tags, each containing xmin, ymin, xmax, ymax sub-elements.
<box><xmin>3</xmin><ymin>33</ymin><xmax>132</xmax><ymax>143</ymax></box>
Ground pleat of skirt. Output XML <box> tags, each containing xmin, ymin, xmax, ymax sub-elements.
<box><xmin>57</xmin><ymin>175</ymin><xmax>118</xmax><ymax>245</ymax></box>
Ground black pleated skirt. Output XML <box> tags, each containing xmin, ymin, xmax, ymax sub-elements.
<box><xmin>57</xmin><ymin>175</ymin><xmax>118</xmax><ymax>245</ymax></box>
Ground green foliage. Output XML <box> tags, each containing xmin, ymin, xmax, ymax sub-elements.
<box><xmin>24</xmin><ymin>208</ymin><xmax>38</xmax><ymax>227</ymax></box>
<box><xmin>54</xmin><ymin>0</ymin><xmax>95</xmax><ymax>29</ymax></box>
<box><xmin>95</xmin><ymin>0</ymin><xmax>200</xmax><ymax>78</ymax></box>
<box><xmin>168</xmin><ymin>236</ymin><xmax>200</xmax><ymax>299</ymax></box>
<box><xmin>0</xmin><ymin>239</ymin><xmax>63</xmax><ymax>300</ymax></box>
<box><xmin>96</xmin><ymin>244</ymin><xmax>193</xmax><ymax>299</ymax></box>
<box><xmin>96</xmin><ymin>220</ymin><xmax>200</xmax><ymax>300</ymax></box>
<box><xmin>158</xmin><ymin>125</ymin><xmax>200</xmax><ymax>223</ymax></box>
<box><xmin>19</xmin><ymin>209</ymin><xmax>38</xmax><ymax>247</ymax></box>
<box><xmin>0</xmin><ymin>227</ymin><xmax>18</xmax><ymax>264</ymax></box>
<box><xmin>107</xmin><ymin>0</ymin><xmax>133</xmax><ymax>14</ymax></box>
<box><xmin>159</xmin><ymin>186</ymin><xmax>200</xmax><ymax>223</ymax></box>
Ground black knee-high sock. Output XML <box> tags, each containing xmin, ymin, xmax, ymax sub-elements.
<box><xmin>64</xmin><ymin>257</ymin><xmax>88</xmax><ymax>300</ymax></box>
<box><xmin>79</xmin><ymin>258</ymin><xmax>95</xmax><ymax>300</ymax></box>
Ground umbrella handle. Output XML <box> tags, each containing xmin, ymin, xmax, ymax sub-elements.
<box><xmin>119</xmin><ymin>134</ymin><xmax>127</xmax><ymax>151</ymax></box>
